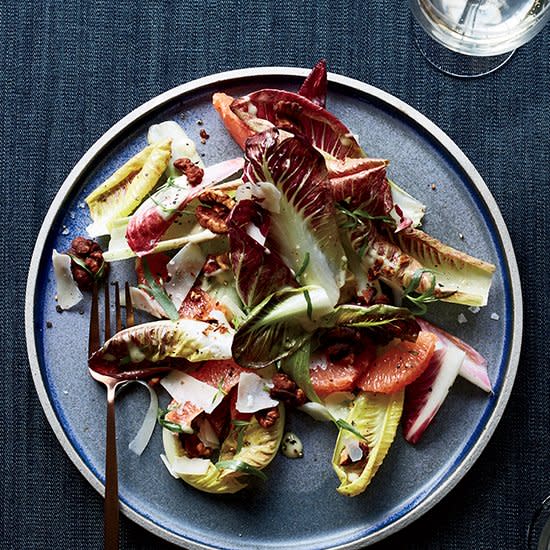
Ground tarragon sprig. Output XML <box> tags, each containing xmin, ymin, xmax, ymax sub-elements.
<box><xmin>402</xmin><ymin>268</ymin><xmax>440</xmax><ymax>315</ymax></box>
<box><xmin>336</xmin><ymin>203</ymin><xmax>394</xmax><ymax>229</ymax></box>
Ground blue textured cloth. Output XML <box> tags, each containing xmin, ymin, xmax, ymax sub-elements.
<box><xmin>2</xmin><ymin>1</ymin><xmax>549</xmax><ymax>548</ymax></box>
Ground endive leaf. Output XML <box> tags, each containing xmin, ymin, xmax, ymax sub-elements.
<box><xmin>232</xmin><ymin>286</ymin><xmax>332</xmax><ymax>368</ymax></box>
<box><xmin>161</xmin><ymin>403</ymin><xmax>284</xmax><ymax>493</ymax></box>
<box><xmin>381</xmin><ymin>226</ymin><xmax>496</xmax><ymax>307</ymax></box>
<box><xmin>85</xmin><ymin>141</ymin><xmax>171</xmax><ymax>236</ymax></box>
<box><xmin>332</xmin><ymin>390</ymin><xmax>404</xmax><ymax>497</ymax></box>
<box><xmin>280</xmin><ymin>338</ymin><xmax>321</xmax><ymax>403</ymax></box>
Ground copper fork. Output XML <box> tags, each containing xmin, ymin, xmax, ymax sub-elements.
<box><xmin>88</xmin><ymin>281</ymin><xmax>134</xmax><ymax>550</ymax></box>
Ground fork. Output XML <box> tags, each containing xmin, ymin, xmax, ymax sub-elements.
<box><xmin>88</xmin><ymin>281</ymin><xmax>134</xmax><ymax>550</ymax></box>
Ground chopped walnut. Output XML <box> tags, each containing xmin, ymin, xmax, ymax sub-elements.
<box><xmin>198</xmin><ymin>189</ymin><xmax>235</xmax><ymax>209</ymax></box>
<box><xmin>269</xmin><ymin>373</ymin><xmax>307</xmax><ymax>408</ymax></box>
<box><xmin>322</xmin><ymin>327</ymin><xmax>362</xmax><ymax>362</ymax></box>
<box><xmin>255</xmin><ymin>407</ymin><xmax>280</xmax><ymax>428</ymax></box>
<box><xmin>173</xmin><ymin>157</ymin><xmax>204</xmax><ymax>186</ymax></box>
<box><xmin>202</xmin><ymin>253</ymin><xmax>231</xmax><ymax>276</ymax></box>
<box><xmin>195</xmin><ymin>189</ymin><xmax>235</xmax><ymax>234</ymax></box>
<box><xmin>180</xmin><ymin>433</ymin><xmax>214</xmax><ymax>459</ymax></box>
<box><xmin>67</xmin><ymin>236</ymin><xmax>108</xmax><ymax>291</ymax></box>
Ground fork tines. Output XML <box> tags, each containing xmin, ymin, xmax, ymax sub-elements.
<box><xmin>88</xmin><ymin>281</ymin><xmax>134</xmax><ymax>357</ymax></box>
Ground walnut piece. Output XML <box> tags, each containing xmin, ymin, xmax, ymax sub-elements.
<box><xmin>255</xmin><ymin>407</ymin><xmax>280</xmax><ymax>428</ymax></box>
<box><xmin>173</xmin><ymin>157</ymin><xmax>204</xmax><ymax>186</ymax></box>
<box><xmin>67</xmin><ymin>236</ymin><xmax>108</xmax><ymax>291</ymax></box>
<box><xmin>194</xmin><ymin>189</ymin><xmax>235</xmax><ymax>234</ymax></box>
<box><xmin>269</xmin><ymin>373</ymin><xmax>307</xmax><ymax>408</ymax></box>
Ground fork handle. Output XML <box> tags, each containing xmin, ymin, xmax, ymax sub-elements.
<box><xmin>104</xmin><ymin>383</ymin><xmax>119</xmax><ymax>550</ymax></box>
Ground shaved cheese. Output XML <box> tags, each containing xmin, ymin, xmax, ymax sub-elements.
<box><xmin>343</xmin><ymin>436</ymin><xmax>363</xmax><ymax>462</ymax></box>
<box><xmin>161</xmin><ymin>371</ymin><xmax>224</xmax><ymax>414</ymax></box>
<box><xmin>128</xmin><ymin>381</ymin><xmax>159</xmax><ymax>456</ymax></box>
<box><xmin>235</xmin><ymin>181</ymin><xmax>282</xmax><ymax>213</ymax></box>
<box><xmin>310</xmin><ymin>351</ymin><xmax>329</xmax><ymax>372</ymax></box>
<box><xmin>236</xmin><ymin>372</ymin><xmax>278</xmax><ymax>413</ymax></box>
<box><xmin>166</xmin><ymin>243</ymin><xmax>206</xmax><ymax>309</ymax></box>
<box><xmin>148</xmin><ymin>120</ymin><xmax>203</xmax><ymax>172</ymax></box>
<box><xmin>197</xmin><ymin>418</ymin><xmax>220</xmax><ymax>449</ymax></box>
<box><xmin>52</xmin><ymin>250</ymin><xmax>83</xmax><ymax>309</ymax></box>
<box><xmin>128</xmin><ymin>287</ymin><xmax>166</xmax><ymax>318</ymax></box>
<box><xmin>244</xmin><ymin>223</ymin><xmax>266</xmax><ymax>247</ymax></box>
<box><xmin>172</xmin><ymin>456</ymin><xmax>212</xmax><ymax>476</ymax></box>
<box><xmin>160</xmin><ymin>453</ymin><xmax>179</xmax><ymax>479</ymax></box>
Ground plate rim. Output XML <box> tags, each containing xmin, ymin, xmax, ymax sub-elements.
<box><xmin>25</xmin><ymin>66</ymin><xmax>523</xmax><ymax>549</ymax></box>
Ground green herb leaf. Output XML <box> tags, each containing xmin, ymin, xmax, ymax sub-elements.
<box><xmin>141</xmin><ymin>258</ymin><xmax>179</xmax><ymax>321</ymax></box>
<box><xmin>336</xmin><ymin>203</ymin><xmax>394</xmax><ymax>230</ymax></box>
<box><xmin>215</xmin><ymin>459</ymin><xmax>268</xmax><ymax>481</ymax></box>
<box><xmin>303</xmin><ymin>289</ymin><xmax>313</xmax><ymax>320</ymax></box>
<box><xmin>211</xmin><ymin>376</ymin><xmax>228</xmax><ymax>404</ymax></box>
<box><xmin>230</xmin><ymin>419</ymin><xmax>251</xmax><ymax>454</ymax></box>
<box><xmin>334</xmin><ymin>418</ymin><xmax>368</xmax><ymax>442</ymax></box>
<box><xmin>295</xmin><ymin>252</ymin><xmax>310</xmax><ymax>279</ymax></box>
<box><xmin>157</xmin><ymin>408</ymin><xmax>188</xmax><ymax>433</ymax></box>
<box><xmin>231</xmin><ymin>420</ymin><xmax>251</xmax><ymax>428</ymax></box>
<box><xmin>402</xmin><ymin>268</ymin><xmax>442</xmax><ymax>315</ymax></box>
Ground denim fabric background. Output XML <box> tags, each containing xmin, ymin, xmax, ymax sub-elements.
<box><xmin>1</xmin><ymin>1</ymin><xmax>549</xmax><ymax>549</ymax></box>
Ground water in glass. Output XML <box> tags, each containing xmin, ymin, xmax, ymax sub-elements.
<box><xmin>410</xmin><ymin>0</ymin><xmax>550</xmax><ymax>56</ymax></box>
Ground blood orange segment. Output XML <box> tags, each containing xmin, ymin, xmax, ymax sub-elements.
<box><xmin>189</xmin><ymin>359</ymin><xmax>250</xmax><ymax>393</ymax></box>
<box><xmin>310</xmin><ymin>348</ymin><xmax>373</xmax><ymax>398</ymax></box>
<box><xmin>357</xmin><ymin>331</ymin><xmax>437</xmax><ymax>394</ymax></box>
<box><xmin>212</xmin><ymin>92</ymin><xmax>255</xmax><ymax>150</ymax></box>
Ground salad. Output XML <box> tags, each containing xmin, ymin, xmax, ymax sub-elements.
<box><xmin>54</xmin><ymin>60</ymin><xmax>496</xmax><ymax>497</ymax></box>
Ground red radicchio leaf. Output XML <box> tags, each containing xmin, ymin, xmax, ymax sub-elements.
<box><xmin>327</xmin><ymin>157</ymin><xmax>393</xmax><ymax>215</ymax></box>
<box><xmin>243</xmin><ymin>128</ymin><xmax>346</xmax><ymax>306</ymax></box>
<box><xmin>298</xmin><ymin>59</ymin><xmax>328</xmax><ymax>108</ymax></box>
<box><xmin>232</xmin><ymin>90</ymin><xmax>364</xmax><ymax>160</ymax></box>
<box><xmin>228</xmin><ymin>199</ymin><xmax>295</xmax><ymax>309</ymax></box>
<box><xmin>126</xmin><ymin>158</ymin><xmax>243</xmax><ymax>256</ymax></box>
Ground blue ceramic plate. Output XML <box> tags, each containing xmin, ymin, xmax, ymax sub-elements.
<box><xmin>26</xmin><ymin>68</ymin><xmax>522</xmax><ymax>549</ymax></box>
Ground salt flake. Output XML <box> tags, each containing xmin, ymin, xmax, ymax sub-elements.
<box><xmin>490</xmin><ymin>312</ymin><xmax>500</xmax><ymax>321</ymax></box>
<box><xmin>457</xmin><ymin>313</ymin><xmax>468</xmax><ymax>324</ymax></box>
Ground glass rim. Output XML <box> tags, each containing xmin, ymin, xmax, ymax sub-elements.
<box><xmin>409</xmin><ymin>0</ymin><xmax>550</xmax><ymax>57</ymax></box>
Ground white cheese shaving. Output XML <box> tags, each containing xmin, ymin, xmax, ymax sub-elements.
<box><xmin>245</xmin><ymin>223</ymin><xmax>266</xmax><ymax>246</ymax></box>
<box><xmin>343</xmin><ymin>436</ymin><xmax>363</xmax><ymax>462</ymax></box>
<box><xmin>128</xmin><ymin>286</ymin><xmax>166</xmax><ymax>319</ymax></box>
<box><xmin>236</xmin><ymin>372</ymin><xmax>278</xmax><ymax>413</ymax></box>
<box><xmin>197</xmin><ymin>418</ymin><xmax>220</xmax><ymax>449</ymax></box>
<box><xmin>160</xmin><ymin>371</ymin><xmax>223</xmax><ymax>414</ymax></box>
<box><xmin>52</xmin><ymin>250</ymin><xmax>83</xmax><ymax>309</ymax></box>
<box><xmin>128</xmin><ymin>381</ymin><xmax>159</xmax><ymax>456</ymax></box>
<box><xmin>172</xmin><ymin>456</ymin><xmax>212</xmax><ymax>476</ymax></box>
<box><xmin>160</xmin><ymin>453</ymin><xmax>180</xmax><ymax>479</ymax></box>
<box><xmin>309</xmin><ymin>351</ymin><xmax>329</xmax><ymax>372</ymax></box>
<box><xmin>166</xmin><ymin>242</ymin><xmax>206</xmax><ymax>310</ymax></box>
